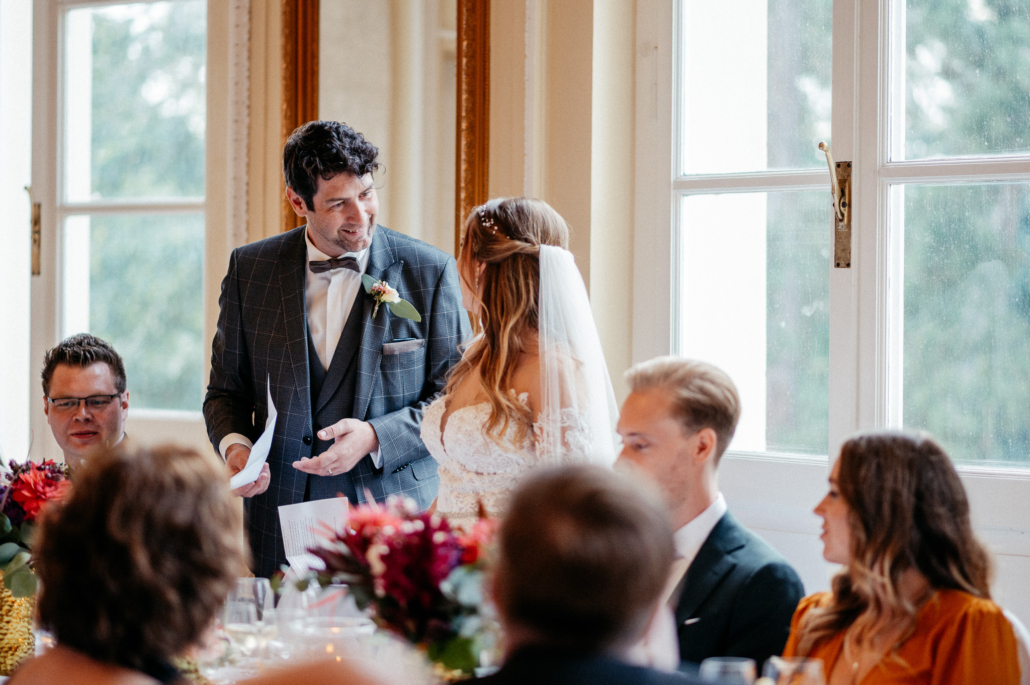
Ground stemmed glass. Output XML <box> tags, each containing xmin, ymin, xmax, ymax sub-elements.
<box><xmin>699</xmin><ymin>657</ymin><xmax>757</xmax><ymax>684</ymax></box>
<box><xmin>224</xmin><ymin>578</ymin><xmax>277</xmax><ymax>658</ymax></box>
<box><xmin>761</xmin><ymin>656</ymin><xmax>826</xmax><ymax>685</ymax></box>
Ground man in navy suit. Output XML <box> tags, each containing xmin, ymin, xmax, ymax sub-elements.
<box><xmin>204</xmin><ymin>121</ymin><xmax>469</xmax><ymax>577</ymax></box>
<box><xmin>478</xmin><ymin>465</ymin><xmax>707</xmax><ymax>685</ymax></box>
<box><xmin>616</xmin><ymin>357</ymin><xmax>804</xmax><ymax>672</ymax></box>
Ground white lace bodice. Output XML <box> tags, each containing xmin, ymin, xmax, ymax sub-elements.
<box><xmin>421</xmin><ymin>393</ymin><xmax>593</xmax><ymax>528</ymax></box>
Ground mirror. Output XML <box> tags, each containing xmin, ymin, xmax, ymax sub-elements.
<box><xmin>317</xmin><ymin>0</ymin><xmax>458</xmax><ymax>255</ymax></box>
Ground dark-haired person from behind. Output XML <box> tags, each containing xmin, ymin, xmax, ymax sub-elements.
<box><xmin>204</xmin><ymin>119</ymin><xmax>468</xmax><ymax>577</ymax></box>
<box><xmin>9</xmin><ymin>444</ymin><xmax>248</xmax><ymax>685</ymax></box>
<box><xmin>41</xmin><ymin>333</ymin><xmax>129</xmax><ymax>467</ymax></box>
<box><xmin>478</xmin><ymin>464</ymin><xmax>711</xmax><ymax>685</ymax></box>
<box><xmin>784</xmin><ymin>432</ymin><xmax>1021</xmax><ymax>684</ymax></box>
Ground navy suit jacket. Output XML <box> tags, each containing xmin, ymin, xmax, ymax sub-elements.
<box><xmin>203</xmin><ymin>225</ymin><xmax>469</xmax><ymax>576</ymax></box>
<box><xmin>674</xmin><ymin>511</ymin><xmax>805</xmax><ymax>672</ymax></box>
<box><xmin>477</xmin><ymin>646</ymin><xmax>705</xmax><ymax>685</ymax></box>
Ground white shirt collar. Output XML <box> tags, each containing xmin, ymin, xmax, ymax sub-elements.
<box><xmin>304</xmin><ymin>229</ymin><xmax>371</xmax><ymax>272</ymax></box>
<box><xmin>672</xmin><ymin>493</ymin><xmax>728</xmax><ymax>567</ymax></box>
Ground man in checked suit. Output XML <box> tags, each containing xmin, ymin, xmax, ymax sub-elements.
<box><xmin>204</xmin><ymin>120</ymin><xmax>470</xmax><ymax>577</ymax></box>
<box><xmin>616</xmin><ymin>357</ymin><xmax>804</xmax><ymax>672</ymax></box>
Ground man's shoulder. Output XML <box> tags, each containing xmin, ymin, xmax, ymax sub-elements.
<box><xmin>232</xmin><ymin>226</ymin><xmax>305</xmax><ymax>263</ymax></box>
<box><xmin>479</xmin><ymin>652</ymin><xmax>699</xmax><ymax>685</ymax></box>
<box><xmin>715</xmin><ymin>512</ymin><xmax>803</xmax><ymax>587</ymax></box>
<box><xmin>376</xmin><ymin>226</ymin><xmax>456</xmax><ymax>269</ymax></box>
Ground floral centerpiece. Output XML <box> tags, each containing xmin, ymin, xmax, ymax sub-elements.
<box><xmin>305</xmin><ymin>496</ymin><xmax>499</xmax><ymax>678</ymax></box>
<box><xmin>0</xmin><ymin>459</ymin><xmax>72</xmax><ymax>597</ymax></box>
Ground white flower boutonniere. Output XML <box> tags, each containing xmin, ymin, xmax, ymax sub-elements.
<box><xmin>361</xmin><ymin>274</ymin><xmax>422</xmax><ymax>322</ymax></box>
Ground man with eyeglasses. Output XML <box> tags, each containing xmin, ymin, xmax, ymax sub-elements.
<box><xmin>41</xmin><ymin>334</ymin><xmax>129</xmax><ymax>467</ymax></box>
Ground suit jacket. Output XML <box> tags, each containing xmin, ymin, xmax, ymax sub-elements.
<box><xmin>674</xmin><ymin>511</ymin><xmax>804</xmax><ymax>672</ymax></box>
<box><xmin>203</xmin><ymin>225</ymin><xmax>470</xmax><ymax>576</ymax></box>
<box><xmin>476</xmin><ymin>646</ymin><xmax>703</xmax><ymax>685</ymax></box>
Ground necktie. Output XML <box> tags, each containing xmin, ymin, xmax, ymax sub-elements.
<box><xmin>309</xmin><ymin>256</ymin><xmax>360</xmax><ymax>274</ymax></box>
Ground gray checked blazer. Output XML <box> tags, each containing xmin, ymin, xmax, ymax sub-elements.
<box><xmin>203</xmin><ymin>225</ymin><xmax>470</xmax><ymax>577</ymax></box>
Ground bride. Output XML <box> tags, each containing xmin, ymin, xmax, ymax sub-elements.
<box><xmin>420</xmin><ymin>197</ymin><xmax>619</xmax><ymax>526</ymax></box>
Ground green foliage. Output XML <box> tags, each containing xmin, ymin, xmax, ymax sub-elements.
<box><xmin>79</xmin><ymin>3</ymin><xmax>207</xmax><ymax>411</ymax></box>
<box><xmin>387</xmin><ymin>300</ymin><xmax>422</xmax><ymax>323</ymax></box>
<box><xmin>3</xmin><ymin>565</ymin><xmax>37</xmax><ymax>599</ymax></box>
<box><xmin>427</xmin><ymin>636</ymin><xmax>478</xmax><ymax>674</ymax></box>
<box><xmin>0</xmin><ymin>543</ymin><xmax>23</xmax><ymax>567</ymax></box>
<box><xmin>0</xmin><ymin>514</ymin><xmax>10</xmax><ymax>538</ymax></box>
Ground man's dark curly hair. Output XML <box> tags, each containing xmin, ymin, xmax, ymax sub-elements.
<box><xmin>42</xmin><ymin>333</ymin><xmax>126</xmax><ymax>397</ymax></box>
<box><xmin>35</xmin><ymin>444</ymin><xmax>248</xmax><ymax>672</ymax></box>
<box><xmin>282</xmin><ymin>120</ymin><xmax>381</xmax><ymax>211</ymax></box>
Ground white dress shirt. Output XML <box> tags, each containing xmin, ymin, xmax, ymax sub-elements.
<box><xmin>672</xmin><ymin>492</ymin><xmax>728</xmax><ymax>568</ymax></box>
<box><xmin>219</xmin><ymin>229</ymin><xmax>381</xmax><ymax>467</ymax></box>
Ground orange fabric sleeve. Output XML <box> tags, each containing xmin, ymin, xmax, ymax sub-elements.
<box><xmin>928</xmin><ymin>595</ymin><xmax>1020</xmax><ymax>685</ymax></box>
<box><xmin>782</xmin><ymin>592</ymin><xmax>830</xmax><ymax>658</ymax></box>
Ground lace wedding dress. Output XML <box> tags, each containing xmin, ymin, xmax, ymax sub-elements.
<box><xmin>421</xmin><ymin>393</ymin><xmax>591</xmax><ymax>528</ymax></box>
<box><xmin>420</xmin><ymin>245</ymin><xmax>619</xmax><ymax>528</ymax></box>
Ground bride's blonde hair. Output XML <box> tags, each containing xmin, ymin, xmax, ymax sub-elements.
<box><xmin>445</xmin><ymin>197</ymin><xmax>570</xmax><ymax>447</ymax></box>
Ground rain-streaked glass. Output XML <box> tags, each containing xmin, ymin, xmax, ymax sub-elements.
<box><xmin>63</xmin><ymin>1</ymin><xmax>206</xmax><ymax>202</ymax></box>
<box><xmin>900</xmin><ymin>184</ymin><xmax>1030</xmax><ymax>464</ymax></box>
<box><xmin>897</xmin><ymin>0</ymin><xmax>1030</xmax><ymax>160</ymax></box>
<box><xmin>680</xmin><ymin>191</ymin><xmax>829</xmax><ymax>456</ymax></box>
<box><xmin>62</xmin><ymin>213</ymin><xmax>204</xmax><ymax>411</ymax></box>
<box><xmin>679</xmin><ymin>0</ymin><xmax>831</xmax><ymax>175</ymax></box>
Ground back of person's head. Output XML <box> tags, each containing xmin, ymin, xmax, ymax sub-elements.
<box><xmin>41</xmin><ymin>333</ymin><xmax>127</xmax><ymax>396</ymax></box>
<box><xmin>838</xmin><ymin>431</ymin><xmax>991</xmax><ymax>597</ymax></box>
<box><xmin>282</xmin><ymin>120</ymin><xmax>380</xmax><ymax>211</ymax></box>
<box><xmin>797</xmin><ymin>431</ymin><xmax>993</xmax><ymax>654</ymax></box>
<box><xmin>448</xmin><ymin>197</ymin><xmax>570</xmax><ymax>446</ymax></box>
<box><xmin>625</xmin><ymin>356</ymin><xmax>740</xmax><ymax>462</ymax></box>
<box><xmin>494</xmin><ymin>464</ymin><xmax>675</xmax><ymax>653</ymax></box>
<box><xmin>35</xmin><ymin>443</ymin><xmax>248</xmax><ymax>671</ymax></box>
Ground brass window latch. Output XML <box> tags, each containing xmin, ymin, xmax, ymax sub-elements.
<box><xmin>25</xmin><ymin>186</ymin><xmax>40</xmax><ymax>276</ymax></box>
<box><xmin>819</xmin><ymin>142</ymin><xmax>851</xmax><ymax>269</ymax></box>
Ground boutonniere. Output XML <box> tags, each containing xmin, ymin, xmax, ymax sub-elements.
<box><xmin>361</xmin><ymin>275</ymin><xmax>422</xmax><ymax>322</ymax></box>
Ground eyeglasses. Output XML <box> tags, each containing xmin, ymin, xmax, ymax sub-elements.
<box><xmin>46</xmin><ymin>394</ymin><xmax>122</xmax><ymax>411</ymax></box>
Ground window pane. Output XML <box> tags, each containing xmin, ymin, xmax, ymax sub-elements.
<box><xmin>679</xmin><ymin>0</ymin><xmax>832</xmax><ymax>175</ymax></box>
<box><xmin>901</xmin><ymin>184</ymin><xmax>1030</xmax><ymax>465</ymax></box>
<box><xmin>897</xmin><ymin>0</ymin><xmax>1030</xmax><ymax>160</ymax></box>
<box><xmin>64</xmin><ymin>1</ymin><xmax>206</xmax><ymax>202</ymax></box>
<box><xmin>62</xmin><ymin>214</ymin><xmax>205</xmax><ymax>411</ymax></box>
<box><xmin>679</xmin><ymin>191</ymin><xmax>829</xmax><ymax>455</ymax></box>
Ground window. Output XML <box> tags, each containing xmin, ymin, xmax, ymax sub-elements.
<box><xmin>635</xmin><ymin>0</ymin><xmax>1030</xmax><ymax>610</ymax></box>
<box><xmin>60</xmin><ymin>1</ymin><xmax>206</xmax><ymax>412</ymax></box>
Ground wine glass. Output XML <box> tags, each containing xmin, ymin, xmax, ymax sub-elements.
<box><xmin>226</xmin><ymin>578</ymin><xmax>278</xmax><ymax>657</ymax></box>
<box><xmin>699</xmin><ymin>656</ymin><xmax>757</xmax><ymax>684</ymax></box>
<box><xmin>761</xmin><ymin>656</ymin><xmax>826</xmax><ymax>685</ymax></box>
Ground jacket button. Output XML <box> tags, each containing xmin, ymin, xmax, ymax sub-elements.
<box><xmin>302</xmin><ymin>435</ymin><xmax>312</xmax><ymax>445</ymax></box>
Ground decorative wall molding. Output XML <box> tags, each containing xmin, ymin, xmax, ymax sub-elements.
<box><xmin>456</xmin><ymin>0</ymin><xmax>490</xmax><ymax>253</ymax></box>
<box><xmin>227</xmin><ymin>0</ymin><xmax>251</xmax><ymax>252</ymax></box>
<box><xmin>280</xmin><ymin>0</ymin><xmax>320</xmax><ymax>233</ymax></box>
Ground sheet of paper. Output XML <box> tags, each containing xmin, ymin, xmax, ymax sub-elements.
<box><xmin>228</xmin><ymin>376</ymin><xmax>277</xmax><ymax>490</ymax></box>
<box><xmin>278</xmin><ymin>497</ymin><xmax>349</xmax><ymax>573</ymax></box>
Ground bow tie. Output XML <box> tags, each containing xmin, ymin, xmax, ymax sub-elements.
<box><xmin>309</xmin><ymin>256</ymin><xmax>360</xmax><ymax>274</ymax></box>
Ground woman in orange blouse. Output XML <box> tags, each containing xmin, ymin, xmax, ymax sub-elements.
<box><xmin>783</xmin><ymin>432</ymin><xmax>1020</xmax><ymax>684</ymax></box>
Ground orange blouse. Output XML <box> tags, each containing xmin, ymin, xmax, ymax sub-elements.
<box><xmin>782</xmin><ymin>590</ymin><xmax>1020</xmax><ymax>685</ymax></box>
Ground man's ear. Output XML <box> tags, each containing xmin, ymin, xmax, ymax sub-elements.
<box><xmin>43</xmin><ymin>396</ymin><xmax>50</xmax><ymax>421</ymax></box>
<box><xmin>285</xmin><ymin>186</ymin><xmax>309</xmax><ymax>217</ymax></box>
<box><xmin>693</xmin><ymin>427</ymin><xmax>719</xmax><ymax>465</ymax></box>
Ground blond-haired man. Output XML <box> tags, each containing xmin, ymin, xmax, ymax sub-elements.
<box><xmin>616</xmin><ymin>357</ymin><xmax>803</xmax><ymax>671</ymax></box>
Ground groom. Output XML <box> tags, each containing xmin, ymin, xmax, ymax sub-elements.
<box><xmin>204</xmin><ymin>120</ymin><xmax>470</xmax><ymax>577</ymax></box>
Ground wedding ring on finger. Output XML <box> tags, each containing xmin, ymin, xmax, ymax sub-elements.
<box><xmin>327</xmin><ymin>467</ymin><xmax>333</xmax><ymax>476</ymax></box>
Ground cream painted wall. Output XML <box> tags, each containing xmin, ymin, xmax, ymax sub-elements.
<box><xmin>247</xmin><ymin>0</ymin><xmax>283</xmax><ymax>243</ymax></box>
<box><xmin>488</xmin><ymin>0</ymin><xmax>635</xmax><ymax>400</ymax></box>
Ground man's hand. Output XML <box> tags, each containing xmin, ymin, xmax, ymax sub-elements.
<box><xmin>292</xmin><ymin>419</ymin><xmax>379</xmax><ymax>477</ymax></box>
<box><xmin>226</xmin><ymin>443</ymin><xmax>271</xmax><ymax>497</ymax></box>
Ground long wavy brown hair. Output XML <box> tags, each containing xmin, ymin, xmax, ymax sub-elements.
<box><xmin>797</xmin><ymin>432</ymin><xmax>993</xmax><ymax>655</ymax></box>
<box><xmin>444</xmin><ymin>197</ymin><xmax>569</xmax><ymax>447</ymax></box>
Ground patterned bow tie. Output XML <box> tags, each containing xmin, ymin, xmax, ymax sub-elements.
<box><xmin>309</xmin><ymin>256</ymin><xmax>360</xmax><ymax>274</ymax></box>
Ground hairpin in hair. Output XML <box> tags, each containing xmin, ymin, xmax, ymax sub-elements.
<box><xmin>478</xmin><ymin>207</ymin><xmax>500</xmax><ymax>235</ymax></box>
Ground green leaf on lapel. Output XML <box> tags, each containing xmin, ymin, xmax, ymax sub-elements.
<box><xmin>387</xmin><ymin>300</ymin><xmax>422</xmax><ymax>322</ymax></box>
<box><xmin>361</xmin><ymin>274</ymin><xmax>377</xmax><ymax>292</ymax></box>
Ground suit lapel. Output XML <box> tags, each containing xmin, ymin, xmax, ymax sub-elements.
<box><xmin>674</xmin><ymin>513</ymin><xmax>747</xmax><ymax>621</ymax></box>
<box><xmin>278</xmin><ymin>227</ymin><xmax>310</xmax><ymax>413</ymax></box>
<box><xmin>354</xmin><ymin>228</ymin><xmax>399</xmax><ymax>421</ymax></box>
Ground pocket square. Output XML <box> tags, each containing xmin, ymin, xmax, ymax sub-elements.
<box><xmin>382</xmin><ymin>338</ymin><xmax>425</xmax><ymax>355</ymax></box>
<box><xmin>683</xmin><ymin>617</ymin><xmax>701</xmax><ymax>626</ymax></box>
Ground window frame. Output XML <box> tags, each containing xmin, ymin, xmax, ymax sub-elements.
<box><xmin>634</xmin><ymin>0</ymin><xmax>1030</xmax><ymax>610</ymax></box>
